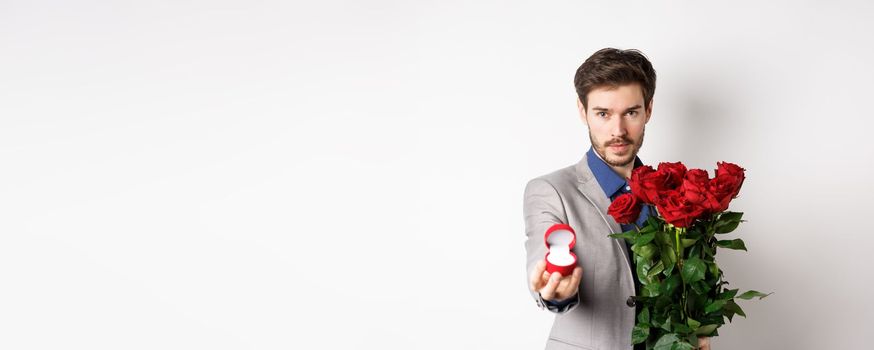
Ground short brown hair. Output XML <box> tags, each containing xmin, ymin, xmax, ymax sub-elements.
<box><xmin>574</xmin><ymin>48</ymin><xmax>656</xmax><ymax>111</ymax></box>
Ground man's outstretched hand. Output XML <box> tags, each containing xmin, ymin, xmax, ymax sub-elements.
<box><xmin>529</xmin><ymin>259</ymin><xmax>583</xmax><ymax>302</ymax></box>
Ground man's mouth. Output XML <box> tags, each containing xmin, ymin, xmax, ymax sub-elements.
<box><xmin>608</xmin><ymin>143</ymin><xmax>629</xmax><ymax>151</ymax></box>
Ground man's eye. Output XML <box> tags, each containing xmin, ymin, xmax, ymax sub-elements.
<box><xmin>597</xmin><ymin>112</ymin><xmax>607</xmax><ymax>117</ymax></box>
<box><xmin>626</xmin><ymin>111</ymin><xmax>638</xmax><ymax>116</ymax></box>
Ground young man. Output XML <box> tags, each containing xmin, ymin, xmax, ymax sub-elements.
<box><xmin>523</xmin><ymin>48</ymin><xmax>711</xmax><ymax>350</ymax></box>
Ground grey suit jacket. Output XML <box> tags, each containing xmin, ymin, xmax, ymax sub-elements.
<box><xmin>524</xmin><ymin>152</ymin><xmax>637</xmax><ymax>350</ymax></box>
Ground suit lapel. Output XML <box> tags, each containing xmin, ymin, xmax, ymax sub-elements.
<box><xmin>573</xmin><ymin>153</ymin><xmax>633</xmax><ymax>267</ymax></box>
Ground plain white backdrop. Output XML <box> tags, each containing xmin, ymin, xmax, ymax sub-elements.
<box><xmin>2</xmin><ymin>0</ymin><xmax>873</xmax><ymax>349</ymax></box>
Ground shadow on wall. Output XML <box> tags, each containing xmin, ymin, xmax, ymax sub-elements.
<box><xmin>668</xmin><ymin>62</ymin><xmax>801</xmax><ymax>349</ymax></box>
<box><xmin>667</xmin><ymin>76</ymin><xmax>739</xmax><ymax>166</ymax></box>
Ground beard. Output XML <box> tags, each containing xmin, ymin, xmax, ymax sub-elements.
<box><xmin>589</xmin><ymin>130</ymin><xmax>645</xmax><ymax>167</ymax></box>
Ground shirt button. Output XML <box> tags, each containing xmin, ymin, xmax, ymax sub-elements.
<box><xmin>625</xmin><ymin>186</ymin><xmax>631</xmax><ymax>191</ymax></box>
<box><xmin>626</xmin><ymin>296</ymin><xmax>636</xmax><ymax>307</ymax></box>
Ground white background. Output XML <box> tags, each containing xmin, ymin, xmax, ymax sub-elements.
<box><xmin>2</xmin><ymin>0</ymin><xmax>873</xmax><ymax>349</ymax></box>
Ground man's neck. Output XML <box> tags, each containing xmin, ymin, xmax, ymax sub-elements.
<box><xmin>592</xmin><ymin>148</ymin><xmax>635</xmax><ymax>179</ymax></box>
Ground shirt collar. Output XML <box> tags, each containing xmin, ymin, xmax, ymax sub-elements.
<box><xmin>586</xmin><ymin>146</ymin><xmax>644</xmax><ymax>199</ymax></box>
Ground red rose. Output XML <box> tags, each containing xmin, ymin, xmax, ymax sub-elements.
<box><xmin>707</xmin><ymin>175</ymin><xmax>737</xmax><ymax>212</ymax></box>
<box><xmin>681</xmin><ymin>169</ymin><xmax>710</xmax><ymax>205</ymax></box>
<box><xmin>715</xmin><ymin>162</ymin><xmax>745</xmax><ymax>199</ymax></box>
<box><xmin>680</xmin><ymin>168</ymin><xmax>726</xmax><ymax>214</ymax></box>
<box><xmin>656</xmin><ymin>189</ymin><xmax>706</xmax><ymax>228</ymax></box>
<box><xmin>628</xmin><ymin>165</ymin><xmax>672</xmax><ymax>205</ymax></box>
<box><xmin>657</xmin><ymin>162</ymin><xmax>688</xmax><ymax>190</ymax></box>
<box><xmin>608</xmin><ymin>193</ymin><xmax>641</xmax><ymax>225</ymax></box>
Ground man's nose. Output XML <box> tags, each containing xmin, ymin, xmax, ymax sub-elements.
<box><xmin>609</xmin><ymin>116</ymin><xmax>627</xmax><ymax>138</ymax></box>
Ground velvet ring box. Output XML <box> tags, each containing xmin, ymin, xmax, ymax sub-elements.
<box><xmin>544</xmin><ymin>223</ymin><xmax>577</xmax><ymax>276</ymax></box>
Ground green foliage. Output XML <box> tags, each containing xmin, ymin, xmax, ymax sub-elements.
<box><xmin>653</xmin><ymin>333</ymin><xmax>694</xmax><ymax>350</ymax></box>
<box><xmin>681</xmin><ymin>257</ymin><xmax>706</xmax><ymax>283</ymax></box>
<box><xmin>716</xmin><ymin>238</ymin><xmax>747</xmax><ymax>251</ymax></box>
<box><xmin>610</xmin><ymin>208</ymin><xmax>769</xmax><ymax>349</ymax></box>
<box><xmin>609</xmin><ymin>230</ymin><xmax>638</xmax><ymax>241</ymax></box>
<box><xmin>737</xmin><ymin>290</ymin><xmax>772</xmax><ymax>300</ymax></box>
<box><xmin>632</xmin><ymin>324</ymin><xmax>650</xmax><ymax>344</ymax></box>
<box><xmin>714</xmin><ymin>212</ymin><xmax>744</xmax><ymax>233</ymax></box>
<box><xmin>632</xmin><ymin>242</ymin><xmax>658</xmax><ymax>260</ymax></box>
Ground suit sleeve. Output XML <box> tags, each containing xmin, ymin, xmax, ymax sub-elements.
<box><xmin>523</xmin><ymin>178</ymin><xmax>580</xmax><ymax>314</ymax></box>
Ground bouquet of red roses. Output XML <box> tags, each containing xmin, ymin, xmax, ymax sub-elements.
<box><xmin>607</xmin><ymin>161</ymin><xmax>770</xmax><ymax>350</ymax></box>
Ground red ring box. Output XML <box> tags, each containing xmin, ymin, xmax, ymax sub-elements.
<box><xmin>544</xmin><ymin>223</ymin><xmax>577</xmax><ymax>277</ymax></box>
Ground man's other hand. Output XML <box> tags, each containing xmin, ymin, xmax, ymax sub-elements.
<box><xmin>529</xmin><ymin>259</ymin><xmax>582</xmax><ymax>302</ymax></box>
<box><xmin>698</xmin><ymin>336</ymin><xmax>711</xmax><ymax>350</ymax></box>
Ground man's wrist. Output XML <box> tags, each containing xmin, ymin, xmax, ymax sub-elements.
<box><xmin>543</xmin><ymin>294</ymin><xmax>576</xmax><ymax>307</ymax></box>
<box><xmin>538</xmin><ymin>292</ymin><xmax>579</xmax><ymax>313</ymax></box>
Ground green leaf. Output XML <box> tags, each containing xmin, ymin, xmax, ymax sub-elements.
<box><xmin>647</xmin><ymin>260</ymin><xmax>665</xmax><ymax>279</ymax></box>
<box><xmin>671</xmin><ymin>323</ymin><xmax>691</xmax><ymax>334</ymax></box>
<box><xmin>688</xmin><ymin>291</ymin><xmax>707</xmax><ymax>312</ymax></box>
<box><xmin>681</xmin><ymin>257</ymin><xmax>706</xmax><ymax>283</ymax></box>
<box><xmin>688</xmin><ymin>243</ymin><xmax>701</xmax><ymax>260</ymax></box>
<box><xmin>654</xmin><ymin>333</ymin><xmax>680</xmax><ymax>350</ymax></box>
<box><xmin>646</xmin><ymin>215</ymin><xmax>662</xmax><ymax>228</ymax></box>
<box><xmin>643</xmin><ymin>282</ymin><xmax>661</xmax><ymax>297</ymax></box>
<box><xmin>661</xmin><ymin>314</ymin><xmax>673</xmax><ymax>331</ymax></box>
<box><xmin>686</xmin><ymin>317</ymin><xmax>701</xmax><ymax>330</ymax></box>
<box><xmin>632</xmin><ymin>242</ymin><xmax>658</xmax><ymax>260</ymax></box>
<box><xmin>636</xmin><ymin>256</ymin><xmax>653</xmax><ymax>285</ymax></box>
<box><xmin>716</xmin><ymin>239</ymin><xmax>747</xmax><ymax>251</ymax></box>
<box><xmin>660</xmin><ymin>244</ymin><xmax>677</xmax><ymax>273</ymax></box>
<box><xmin>638</xmin><ymin>307</ymin><xmax>650</xmax><ymax>324</ymax></box>
<box><xmin>704</xmin><ymin>300</ymin><xmax>726</xmax><ymax>313</ymax></box>
<box><xmin>672</xmin><ymin>341</ymin><xmax>695</xmax><ymax>350</ymax></box>
<box><xmin>656</xmin><ymin>229</ymin><xmax>674</xmax><ymax>246</ymax></box>
<box><xmin>681</xmin><ymin>238</ymin><xmax>698</xmax><ymax>248</ymax></box>
<box><xmin>695</xmin><ymin>324</ymin><xmax>718</xmax><ymax>336</ymax></box>
<box><xmin>719</xmin><ymin>211</ymin><xmax>743</xmax><ymax>222</ymax></box>
<box><xmin>724</xmin><ymin>299</ymin><xmax>746</xmax><ymax>318</ymax></box>
<box><xmin>651</xmin><ymin>313</ymin><xmax>663</xmax><ymax>328</ymax></box>
<box><xmin>609</xmin><ymin>231</ymin><xmax>636</xmax><ymax>241</ymax></box>
<box><xmin>717</xmin><ymin>288</ymin><xmax>739</xmax><ymax>300</ymax></box>
<box><xmin>737</xmin><ymin>290</ymin><xmax>772</xmax><ymax>300</ymax></box>
<box><xmin>685</xmin><ymin>226</ymin><xmax>704</xmax><ymax>238</ymax></box>
<box><xmin>637</xmin><ymin>232</ymin><xmax>656</xmax><ymax>245</ymax></box>
<box><xmin>715</xmin><ymin>212</ymin><xmax>743</xmax><ymax>234</ymax></box>
<box><xmin>703</xmin><ymin>244</ymin><xmax>717</xmax><ymax>259</ymax></box>
<box><xmin>723</xmin><ymin>308</ymin><xmax>736</xmax><ymax>322</ymax></box>
<box><xmin>707</xmin><ymin>261</ymin><xmax>720</xmax><ymax>278</ymax></box>
<box><xmin>691</xmin><ymin>280</ymin><xmax>710</xmax><ymax>295</ymax></box>
<box><xmin>662</xmin><ymin>261</ymin><xmax>675</xmax><ymax>277</ymax></box>
<box><xmin>663</xmin><ymin>273</ymin><xmax>682</xmax><ymax>295</ymax></box>
<box><xmin>640</xmin><ymin>223</ymin><xmax>657</xmax><ymax>234</ymax></box>
<box><xmin>632</xmin><ymin>324</ymin><xmax>650</xmax><ymax>344</ymax></box>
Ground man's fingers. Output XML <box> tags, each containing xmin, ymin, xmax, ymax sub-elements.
<box><xmin>532</xmin><ymin>261</ymin><xmax>583</xmax><ymax>301</ymax></box>
<box><xmin>553</xmin><ymin>267</ymin><xmax>582</xmax><ymax>298</ymax></box>
<box><xmin>562</xmin><ymin>267</ymin><xmax>583</xmax><ymax>295</ymax></box>
<box><xmin>539</xmin><ymin>272</ymin><xmax>562</xmax><ymax>300</ymax></box>
<box><xmin>529</xmin><ymin>259</ymin><xmax>547</xmax><ymax>291</ymax></box>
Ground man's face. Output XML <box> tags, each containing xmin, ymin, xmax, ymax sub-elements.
<box><xmin>577</xmin><ymin>83</ymin><xmax>652</xmax><ymax>167</ymax></box>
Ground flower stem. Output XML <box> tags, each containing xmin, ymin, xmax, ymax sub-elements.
<box><xmin>675</xmin><ymin>227</ymin><xmax>688</xmax><ymax>321</ymax></box>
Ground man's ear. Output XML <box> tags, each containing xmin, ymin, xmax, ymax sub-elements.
<box><xmin>645</xmin><ymin>99</ymin><xmax>653</xmax><ymax>123</ymax></box>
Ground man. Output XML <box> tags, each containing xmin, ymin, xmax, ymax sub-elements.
<box><xmin>523</xmin><ymin>48</ymin><xmax>711</xmax><ymax>350</ymax></box>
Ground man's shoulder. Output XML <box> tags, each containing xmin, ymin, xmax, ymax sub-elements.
<box><xmin>525</xmin><ymin>162</ymin><xmax>581</xmax><ymax>194</ymax></box>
